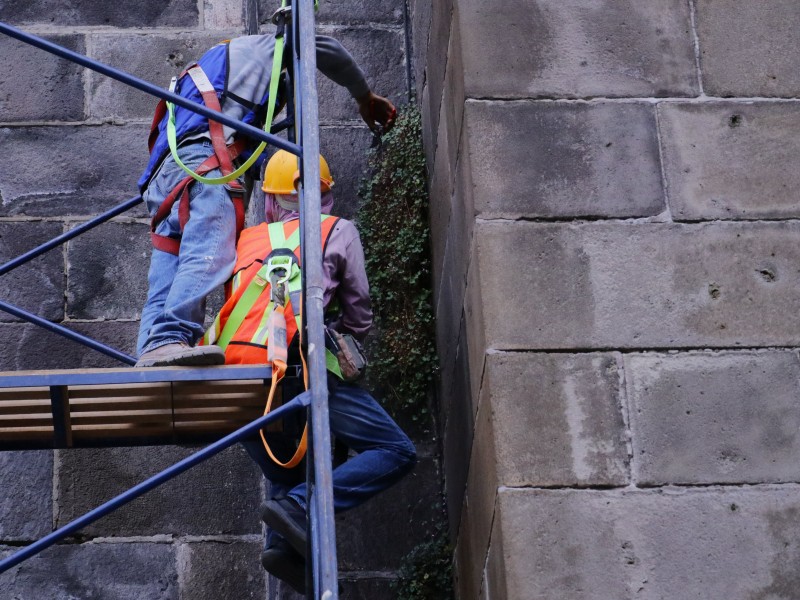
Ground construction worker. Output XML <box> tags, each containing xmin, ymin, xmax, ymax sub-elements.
<box><xmin>135</xmin><ymin>30</ymin><xmax>397</xmax><ymax>367</ymax></box>
<box><xmin>237</xmin><ymin>150</ymin><xmax>416</xmax><ymax>593</ymax></box>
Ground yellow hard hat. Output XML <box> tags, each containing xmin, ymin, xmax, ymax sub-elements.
<box><xmin>262</xmin><ymin>150</ymin><xmax>334</xmax><ymax>194</ymax></box>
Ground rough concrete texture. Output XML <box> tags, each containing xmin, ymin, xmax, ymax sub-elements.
<box><xmin>627</xmin><ymin>350</ymin><xmax>800</xmax><ymax>486</ymax></box>
<box><xmin>66</xmin><ymin>221</ymin><xmax>151</xmax><ymax>320</ymax></box>
<box><xmin>457</xmin><ymin>0</ymin><xmax>698</xmax><ymax>99</ymax></box>
<box><xmin>259</xmin><ymin>0</ymin><xmax>403</xmax><ymax>24</ymax></box>
<box><xmin>204</xmin><ymin>0</ymin><xmax>246</xmax><ymax>30</ymax></box>
<box><xmin>179</xmin><ymin>539</ymin><xmax>265</xmax><ymax>600</ymax></box>
<box><xmin>464</xmin><ymin>100</ymin><xmax>665</xmax><ymax>218</ymax></box>
<box><xmin>316</xmin><ymin>27</ymin><xmax>408</xmax><ymax>124</ymax></box>
<box><xmin>88</xmin><ymin>33</ymin><xmax>229</xmax><ymax>121</ymax></box>
<box><xmin>409</xmin><ymin>0</ymin><xmax>432</xmax><ymax>96</ymax></box>
<box><xmin>337</xmin><ymin>449</ymin><xmax>440</xmax><ymax>570</ymax></box>
<box><xmin>0</xmin><ymin>0</ymin><xmax>198</xmax><ymax>28</ymax></box>
<box><xmin>0</xmin><ymin>125</ymin><xmax>150</xmax><ymax>217</ymax></box>
<box><xmin>0</xmin><ymin>34</ymin><xmax>85</xmax><ymax>123</ymax></box>
<box><xmin>421</xmin><ymin>0</ymin><xmax>453</xmax><ymax>144</ymax></box>
<box><xmin>696</xmin><ymin>0</ymin><xmax>800</xmax><ymax>97</ymax></box>
<box><xmin>0</xmin><ymin>222</ymin><xmax>66</xmax><ymax>323</ymax></box>
<box><xmin>489</xmin><ymin>486</ymin><xmax>800</xmax><ymax>600</ymax></box>
<box><xmin>486</xmin><ymin>352</ymin><xmax>629</xmax><ymax>487</ymax></box>
<box><xmin>274</xmin><ymin>576</ymin><xmax>395</xmax><ymax>600</ymax></box>
<box><xmin>319</xmin><ymin>125</ymin><xmax>373</xmax><ymax>219</ymax></box>
<box><xmin>0</xmin><ymin>542</ymin><xmax>178</xmax><ymax>600</ymax></box>
<box><xmin>0</xmin><ymin>451</ymin><xmax>53</xmax><ymax>541</ymax></box>
<box><xmin>55</xmin><ymin>445</ymin><xmax>262</xmax><ymax>536</ymax></box>
<box><xmin>470</xmin><ymin>220</ymin><xmax>800</xmax><ymax>350</ymax></box>
<box><xmin>660</xmin><ymin>102</ymin><xmax>800</xmax><ymax>220</ymax></box>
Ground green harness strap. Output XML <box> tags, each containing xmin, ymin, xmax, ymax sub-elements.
<box><xmin>165</xmin><ymin>0</ymin><xmax>288</xmax><ymax>185</ymax></box>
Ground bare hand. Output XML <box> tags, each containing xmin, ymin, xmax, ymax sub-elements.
<box><xmin>357</xmin><ymin>91</ymin><xmax>398</xmax><ymax>134</ymax></box>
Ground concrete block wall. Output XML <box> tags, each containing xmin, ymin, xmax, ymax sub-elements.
<box><xmin>409</xmin><ymin>0</ymin><xmax>800</xmax><ymax>598</ymax></box>
<box><xmin>0</xmin><ymin>1</ymin><xmax>442</xmax><ymax>599</ymax></box>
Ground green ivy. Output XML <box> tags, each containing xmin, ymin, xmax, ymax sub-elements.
<box><xmin>357</xmin><ymin>106</ymin><xmax>437</xmax><ymax>422</ymax></box>
<box><xmin>392</xmin><ymin>533</ymin><xmax>454</xmax><ymax>600</ymax></box>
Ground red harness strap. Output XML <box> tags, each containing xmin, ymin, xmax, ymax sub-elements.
<box><xmin>148</xmin><ymin>63</ymin><xmax>248</xmax><ymax>256</ymax></box>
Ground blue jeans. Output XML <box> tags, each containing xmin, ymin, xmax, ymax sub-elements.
<box><xmin>137</xmin><ymin>142</ymin><xmax>237</xmax><ymax>356</ymax></box>
<box><xmin>242</xmin><ymin>379</ymin><xmax>416</xmax><ymax>531</ymax></box>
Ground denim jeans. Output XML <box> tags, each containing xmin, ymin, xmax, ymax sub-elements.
<box><xmin>242</xmin><ymin>379</ymin><xmax>417</xmax><ymax>526</ymax></box>
<box><xmin>137</xmin><ymin>142</ymin><xmax>237</xmax><ymax>356</ymax></box>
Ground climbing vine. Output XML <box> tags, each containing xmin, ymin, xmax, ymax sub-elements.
<box><xmin>357</xmin><ymin>106</ymin><xmax>437</xmax><ymax>422</ymax></box>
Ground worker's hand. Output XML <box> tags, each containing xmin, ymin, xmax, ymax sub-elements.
<box><xmin>356</xmin><ymin>91</ymin><xmax>398</xmax><ymax>135</ymax></box>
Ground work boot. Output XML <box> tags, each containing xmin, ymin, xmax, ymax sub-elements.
<box><xmin>135</xmin><ymin>342</ymin><xmax>225</xmax><ymax>367</ymax></box>
<box><xmin>261</xmin><ymin>497</ymin><xmax>307</xmax><ymax>558</ymax></box>
<box><xmin>261</xmin><ymin>537</ymin><xmax>306</xmax><ymax>595</ymax></box>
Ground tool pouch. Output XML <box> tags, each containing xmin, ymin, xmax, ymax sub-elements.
<box><xmin>325</xmin><ymin>328</ymin><xmax>367</xmax><ymax>382</ymax></box>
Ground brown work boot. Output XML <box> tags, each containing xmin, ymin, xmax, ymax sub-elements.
<box><xmin>135</xmin><ymin>342</ymin><xmax>225</xmax><ymax>367</ymax></box>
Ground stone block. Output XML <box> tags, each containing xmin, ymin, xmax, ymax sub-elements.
<box><xmin>423</xmin><ymin>0</ymin><xmax>453</xmax><ymax>143</ymax></box>
<box><xmin>317</xmin><ymin>28</ymin><xmax>408</xmax><ymax>125</ymax></box>
<box><xmin>88</xmin><ymin>34</ymin><xmax>227</xmax><ymax>121</ymax></box>
<box><xmin>0</xmin><ymin>0</ymin><xmax>198</xmax><ymax>27</ymax></box>
<box><xmin>457</xmin><ymin>0</ymin><xmax>698</xmax><ymax>99</ymax></box>
<box><xmin>0</xmin><ymin>542</ymin><xmax>178</xmax><ymax>599</ymax></box>
<box><xmin>0</xmin><ymin>34</ymin><xmax>85</xmax><ymax>122</ymax></box>
<box><xmin>273</xmin><ymin>576</ymin><xmax>396</xmax><ymax>600</ymax></box>
<box><xmin>488</xmin><ymin>486</ymin><xmax>800</xmax><ymax>600</ymax></box>
<box><xmin>696</xmin><ymin>0</ymin><xmax>800</xmax><ymax>97</ymax></box>
<box><xmin>409</xmin><ymin>0</ymin><xmax>432</xmax><ymax>97</ymax></box>
<box><xmin>440</xmin><ymin>14</ymin><xmax>465</xmax><ymax>175</ymax></box>
<box><xmin>0</xmin><ymin>451</ymin><xmax>53</xmax><ymax>541</ymax></box>
<box><xmin>0</xmin><ymin>222</ymin><xmax>65</xmax><ymax>323</ymax></box>
<box><xmin>319</xmin><ymin>125</ymin><xmax>373</xmax><ymax>219</ymax></box>
<box><xmin>487</xmin><ymin>352</ymin><xmax>629</xmax><ymax>487</ymax></box>
<box><xmin>469</xmin><ymin>220</ymin><xmax>800</xmax><ymax>350</ymax></box>
<box><xmin>204</xmin><ymin>0</ymin><xmax>246</xmax><ymax>29</ymax></box>
<box><xmin>55</xmin><ymin>445</ymin><xmax>262</xmax><ymax>536</ymax></box>
<box><xmin>660</xmin><ymin>102</ymin><xmax>800</xmax><ymax>220</ymax></box>
<box><xmin>337</xmin><ymin>449</ymin><xmax>440</xmax><ymax>570</ymax></box>
<box><xmin>179</xmin><ymin>540</ymin><xmax>265</xmax><ymax>600</ymax></box>
<box><xmin>258</xmin><ymin>0</ymin><xmax>403</xmax><ymax>24</ymax></box>
<box><xmin>627</xmin><ymin>350</ymin><xmax>800</xmax><ymax>485</ymax></box>
<box><xmin>428</xmin><ymin>101</ymin><xmax>453</xmax><ymax>279</ymax></box>
<box><xmin>464</xmin><ymin>100</ymin><xmax>665</xmax><ymax>219</ymax></box>
<box><xmin>0</xmin><ymin>125</ymin><xmax>150</xmax><ymax>217</ymax></box>
<box><xmin>66</xmin><ymin>221</ymin><xmax>151</xmax><ymax>320</ymax></box>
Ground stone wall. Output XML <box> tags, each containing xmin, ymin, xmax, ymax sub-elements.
<box><xmin>0</xmin><ymin>1</ymin><xmax>441</xmax><ymax>599</ymax></box>
<box><xmin>409</xmin><ymin>0</ymin><xmax>800</xmax><ymax>598</ymax></box>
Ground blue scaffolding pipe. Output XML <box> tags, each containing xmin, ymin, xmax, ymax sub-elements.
<box><xmin>0</xmin><ymin>21</ymin><xmax>300</xmax><ymax>156</ymax></box>
<box><xmin>0</xmin><ymin>392</ymin><xmax>310</xmax><ymax>575</ymax></box>
<box><xmin>0</xmin><ymin>196</ymin><xmax>142</xmax><ymax>277</ymax></box>
<box><xmin>0</xmin><ymin>300</ymin><xmax>136</xmax><ymax>365</ymax></box>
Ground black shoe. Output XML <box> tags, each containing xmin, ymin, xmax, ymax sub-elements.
<box><xmin>261</xmin><ymin>498</ymin><xmax>307</xmax><ymax>558</ymax></box>
<box><xmin>261</xmin><ymin>538</ymin><xmax>306</xmax><ymax>595</ymax></box>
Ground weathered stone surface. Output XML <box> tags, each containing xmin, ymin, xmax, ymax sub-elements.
<box><xmin>469</xmin><ymin>221</ymin><xmax>800</xmax><ymax>350</ymax></box>
<box><xmin>0</xmin><ymin>35</ymin><xmax>85</xmax><ymax>122</ymax></box>
<box><xmin>66</xmin><ymin>221</ymin><xmax>151</xmax><ymax>320</ymax></box>
<box><xmin>0</xmin><ymin>451</ymin><xmax>52</xmax><ymax>541</ymax></box>
<box><xmin>56</xmin><ymin>445</ymin><xmax>262</xmax><ymax>536</ymax></box>
<box><xmin>696</xmin><ymin>0</ymin><xmax>800</xmax><ymax>97</ymax></box>
<box><xmin>0</xmin><ymin>0</ymin><xmax>198</xmax><ymax>27</ymax></box>
<box><xmin>88</xmin><ymin>34</ymin><xmax>227</xmax><ymax>121</ymax></box>
<box><xmin>316</xmin><ymin>28</ymin><xmax>408</xmax><ymax>125</ymax></box>
<box><xmin>409</xmin><ymin>0</ymin><xmax>432</xmax><ymax>97</ymax></box>
<box><xmin>274</xmin><ymin>576</ymin><xmax>396</xmax><ymax>599</ymax></box>
<box><xmin>488</xmin><ymin>352</ymin><xmax>629</xmax><ymax>487</ymax></box>
<box><xmin>489</xmin><ymin>486</ymin><xmax>800</xmax><ymax>600</ymax></box>
<box><xmin>319</xmin><ymin>125</ymin><xmax>373</xmax><ymax>219</ymax></box>
<box><xmin>0</xmin><ymin>125</ymin><xmax>150</xmax><ymax>217</ymax></box>
<box><xmin>627</xmin><ymin>350</ymin><xmax>800</xmax><ymax>485</ymax></box>
<box><xmin>422</xmin><ymin>0</ymin><xmax>453</xmax><ymax>143</ymax></box>
<box><xmin>457</xmin><ymin>0</ymin><xmax>698</xmax><ymax>98</ymax></box>
<box><xmin>660</xmin><ymin>102</ymin><xmax>800</xmax><ymax>220</ymax></box>
<box><xmin>0</xmin><ymin>222</ymin><xmax>65</xmax><ymax>323</ymax></box>
<box><xmin>204</xmin><ymin>0</ymin><xmax>246</xmax><ymax>29</ymax></box>
<box><xmin>337</xmin><ymin>448</ymin><xmax>440</xmax><ymax>570</ymax></box>
<box><xmin>464</xmin><ymin>100</ymin><xmax>665</xmax><ymax>218</ymax></box>
<box><xmin>0</xmin><ymin>542</ymin><xmax>178</xmax><ymax>599</ymax></box>
<box><xmin>179</xmin><ymin>540</ymin><xmax>265</xmax><ymax>600</ymax></box>
<box><xmin>259</xmin><ymin>0</ymin><xmax>403</xmax><ymax>24</ymax></box>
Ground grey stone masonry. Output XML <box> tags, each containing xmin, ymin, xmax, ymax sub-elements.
<box><xmin>488</xmin><ymin>486</ymin><xmax>800</xmax><ymax>600</ymax></box>
<box><xmin>660</xmin><ymin>102</ymin><xmax>800</xmax><ymax>221</ymax></box>
<box><xmin>626</xmin><ymin>350</ymin><xmax>800</xmax><ymax>486</ymax></box>
<box><xmin>0</xmin><ymin>0</ymin><xmax>199</xmax><ymax>28</ymax></box>
<box><xmin>456</xmin><ymin>0</ymin><xmax>698</xmax><ymax>99</ymax></box>
<box><xmin>0</xmin><ymin>452</ymin><xmax>53</xmax><ymax>541</ymax></box>
<box><xmin>696</xmin><ymin>0</ymin><xmax>800</xmax><ymax>97</ymax></box>
<box><xmin>179</xmin><ymin>539</ymin><xmax>265</xmax><ymax>600</ymax></box>
<box><xmin>0</xmin><ymin>34</ymin><xmax>85</xmax><ymax>122</ymax></box>
<box><xmin>464</xmin><ymin>100</ymin><xmax>665</xmax><ymax>219</ymax></box>
<box><xmin>469</xmin><ymin>220</ymin><xmax>800</xmax><ymax>351</ymax></box>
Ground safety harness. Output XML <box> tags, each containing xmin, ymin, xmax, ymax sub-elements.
<box><xmin>201</xmin><ymin>215</ymin><xmax>341</xmax><ymax>467</ymax></box>
<box><xmin>147</xmin><ymin>0</ymin><xmax>290</xmax><ymax>255</ymax></box>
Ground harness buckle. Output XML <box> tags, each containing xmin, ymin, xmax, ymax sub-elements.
<box><xmin>271</xmin><ymin>5</ymin><xmax>292</xmax><ymax>25</ymax></box>
<box><xmin>265</xmin><ymin>255</ymin><xmax>294</xmax><ymax>305</ymax></box>
<box><xmin>224</xmin><ymin>180</ymin><xmax>246</xmax><ymax>198</ymax></box>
